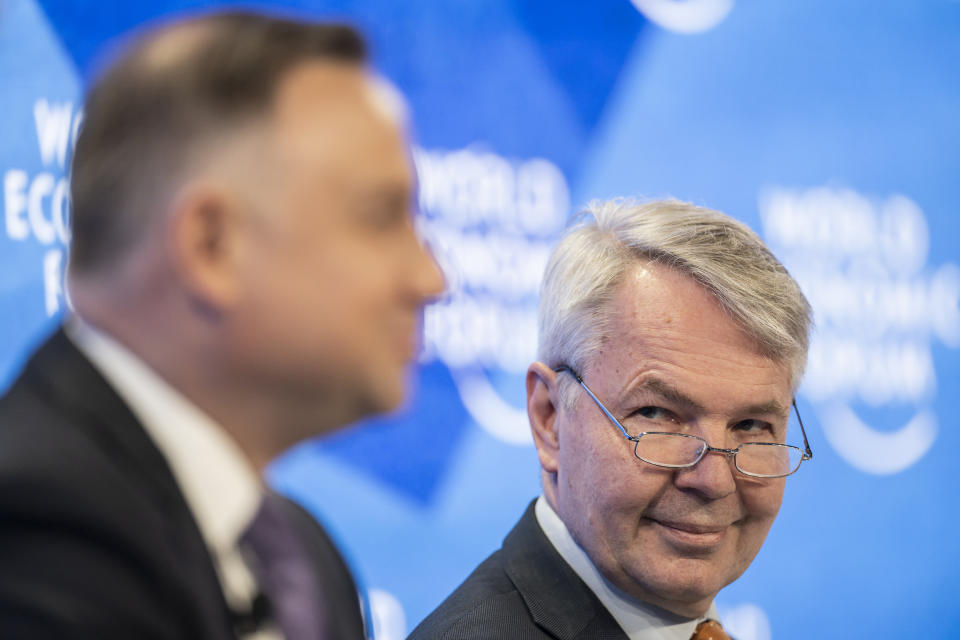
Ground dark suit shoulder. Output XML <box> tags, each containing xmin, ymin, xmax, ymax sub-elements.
<box><xmin>408</xmin><ymin>549</ymin><xmax>551</xmax><ymax>640</ymax></box>
<box><xmin>0</xmin><ymin>368</ymin><xmax>173</xmax><ymax>542</ymax></box>
<box><xmin>0</xmin><ymin>334</ymin><xmax>234</xmax><ymax>640</ymax></box>
<box><xmin>0</xmin><ymin>393</ymin><xmax>188</xmax><ymax>638</ymax></box>
<box><xmin>409</xmin><ymin>502</ymin><xmax>628</xmax><ymax>640</ymax></box>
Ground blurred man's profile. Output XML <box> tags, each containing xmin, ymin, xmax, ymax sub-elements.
<box><xmin>0</xmin><ymin>11</ymin><xmax>444</xmax><ymax>640</ymax></box>
<box><xmin>410</xmin><ymin>200</ymin><xmax>813</xmax><ymax>640</ymax></box>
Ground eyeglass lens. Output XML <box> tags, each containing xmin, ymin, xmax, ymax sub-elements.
<box><xmin>633</xmin><ymin>434</ymin><xmax>803</xmax><ymax>477</ymax></box>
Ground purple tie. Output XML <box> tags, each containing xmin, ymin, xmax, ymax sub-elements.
<box><xmin>241</xmin><ymin>494</ymin><xmax>327</xmax><ymax>640</ymax></box>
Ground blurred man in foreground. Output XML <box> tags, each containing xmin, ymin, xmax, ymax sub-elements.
<box><xmin>410</xmin><ymin>200</ymin><xmax>812</xmax><ymax>640</ymax></box>
<box><xmin>0</xmin><ymin>11</ymin><xmax>444</xmax><ymax>640</ymax></box>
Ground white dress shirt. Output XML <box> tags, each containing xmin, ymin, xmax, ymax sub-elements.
<box><xmin>535</xmin><ymin>496</ymin><xmax>720</xmax><ymax>640</ymax></box>
<box><xmin>67</xmin><ymin>319</ymin><xmax>280</xmax><ymax>640</ymax></box>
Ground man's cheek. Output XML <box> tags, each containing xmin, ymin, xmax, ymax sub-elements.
<box><xmin>741</xmin><ymin>487</ymin><xmax>784</xmax><ymax>524</ymax></box>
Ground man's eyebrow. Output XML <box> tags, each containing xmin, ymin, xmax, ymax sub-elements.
<box><xmin>625</xmin><ymin>378</ymin><xmax>789</xmax><ymax>418</ymax></box>
<box><xmin>739</xmin><ymin>399</ymin><xmax>790</xmax><ymax>419</ymax></box>
<box><xmin>358</xmin><ymin>184</ymin><xmax>410</xmax><ymax>204</ymax></box>
<box><xmin>625</xmin><ymin>378</ymin><xmax>705</xmax><ymax>412</ymax></box>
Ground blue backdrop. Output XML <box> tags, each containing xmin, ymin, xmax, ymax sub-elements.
<box><xmin>2</xmin><ymin>1</ymin><xmax>958</xmax><ymax>638</ymax></box>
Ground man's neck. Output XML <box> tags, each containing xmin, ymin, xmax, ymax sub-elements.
<box><xmin>534</xmin><ymin>496</ymin><xmax>719</xmax><ymax>640</ymax></box>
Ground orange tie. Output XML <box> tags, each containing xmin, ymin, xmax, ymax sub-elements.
<box><xmin>690</xmin><ymin>619</ymin><xmax>731</xmax><ymax>640</ymax></box>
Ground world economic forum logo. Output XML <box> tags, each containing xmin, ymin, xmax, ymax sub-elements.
<box><xmin>760</xmin><ymin>186</ymin><xmax>959</xmax><ymax>475</ymax></box>
<box><xmin>414</xmin><ymin>146</ymin><xmax>570</xmax><ymax>445</ymax></box>
<box><xmin>3</xmin><ymin>99</ymin><xmax>79</xmax><ymax>319</ymax></box>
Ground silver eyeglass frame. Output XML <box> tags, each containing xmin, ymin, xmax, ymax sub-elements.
<box><xmin>553</xmin><ymin>365</ymin><xmax>813</xmax><ymax>479</ymax></box>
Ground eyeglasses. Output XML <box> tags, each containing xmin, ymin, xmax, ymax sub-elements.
<box><xmin>553</xmin><ymin>365</ymin><xmax>813</xmax><ymax>479</ymax></box>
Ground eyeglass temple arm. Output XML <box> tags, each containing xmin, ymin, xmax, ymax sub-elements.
<box><xmin>553</xmin><ymin>365</ymin><xmax>634</xmax><ymax>441</ymax></box>
<box><xmin>792</xmin><ymin>399</ymin><xmax>813</xmax><ymax>461</ymax></box>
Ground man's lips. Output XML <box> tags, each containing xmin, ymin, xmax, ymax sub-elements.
<box><xmin>393</xmin><ymin>320</ymin><xmax>420</xmax><ymax>361</ymax></box>
<box><xmin>647</xmin><ymin>517</ymin><xmax>735</xmax><ymax>549</ymax></box>
<box><xmin>652</xmin><ymin>519</ymin><xmax>730</xmax><ymax>535</ymax></box>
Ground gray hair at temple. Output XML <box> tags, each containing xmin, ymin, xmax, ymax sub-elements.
<box><xmin>537</xmin><ymin>199</ymin><xmax>813</xmax><ymax>394</ymax></box>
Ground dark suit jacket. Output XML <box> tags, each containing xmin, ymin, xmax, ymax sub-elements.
<box><xmin>408</xmin><ymin>501</ymin><xmax>628</xmax><ymax>640</ymax></box>
<box><xmin>0</xmin><ymin>329</ymin><xmax>365</xmax><ymax>639</ymax></box>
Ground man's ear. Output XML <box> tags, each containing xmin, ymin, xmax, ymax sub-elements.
<box><xmin>168</xmin><ymin>184</ymin><xmax>245</xmax><ymax>312</ymax></box>
<box><xmin>527</xmin><ymin>361</ymin><xmax>562</xmax><ymax>474</ymax></box>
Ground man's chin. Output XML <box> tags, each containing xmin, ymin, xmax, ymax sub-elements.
<box><xmin>360</xmin><ymin>374</ymin><xmax>409</xmax><ymax>418</ymax></box>
<box><xmin>620</xmin><ymin>559</ymin><xmax>732</xmax><ymax>618</ymax></box>
<box><xmin>281</xmin><ymin>374</ymin><xmax>407</xmax><ymax>443</ymax></box>
<box><xmin>632</xmin><ymin>582</ymin><xmax>720</xmax><ymax>620</ymax></box>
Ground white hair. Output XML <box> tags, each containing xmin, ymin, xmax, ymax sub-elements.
<box><xmin>538</xmin><ymin>199</ymin><xmax>812</xmax><ymax>392</ymax></box>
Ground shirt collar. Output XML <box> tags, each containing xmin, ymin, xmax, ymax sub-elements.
<box><xmin>535</xmin><ymin>496</ymin><xmax>719</xmax><ymax>640</ymax></box>
<box><xmin>66</xmin><ymin>318</ymin><xmax>262</xmax><ymax>555</ymax></box>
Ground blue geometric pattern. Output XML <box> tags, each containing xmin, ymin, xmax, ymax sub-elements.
<box><xmin>311</xmin><ymin>362</ymin><xmax>470</xmax><ymax>506</ymax></box>
<box><xmin>3</xmin><ymin>2</ymin><xmax>959</xmax><ymax>639</ymax></box>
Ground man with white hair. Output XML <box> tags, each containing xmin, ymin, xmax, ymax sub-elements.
<box><xmin>410</xmin><ymin>200</ymin><xmax>813</xmax><ymax>640</ymax></box>
<box><xmin>0</xmin><ymin>11</ymin><xmax>444</xmax><ymax>640</ymax></box>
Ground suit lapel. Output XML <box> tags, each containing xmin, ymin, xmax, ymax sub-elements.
<box><xmin>20</xmin><ymin>329</ymin><xmax>237</xmax><ymax>639</ymax></box>
<box><xmin>503</xmin><ymin>501</ymin><xmax>628</xmax><ymax>640</ymax></box>
<box><xmin>275</xmin><ymin>494</ymin><xmax>367</xmax><ymax>640</ymax></box>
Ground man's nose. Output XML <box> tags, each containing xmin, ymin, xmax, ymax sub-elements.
<box><xmin>410</xmin><ymin>232</ymin><xmax>447</xmax><ymax>303</ymax></box>
<box><xmin>673</xmin><ymin>446</ymin><xmax>738</xmax><ymax>500</ymax></box>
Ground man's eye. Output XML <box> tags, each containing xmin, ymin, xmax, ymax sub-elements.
<box><xmin>628</xmin><ymin>406</ymin><xmax>678</xmax><ymax>426</ymax></box>
<box><xmin>363</xmin><ymin>206</ymin><xmax>407</xmax><ymax>230</ymax></box>
<box><xmin>637</xmin><ymin>406</ymin><xmax>667</xmax><ymax>420</ymax></box>
<box><xmin>733</xmin><ymin>420</ymin><xmax>772</xmax><ymax>433</ymax></box>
